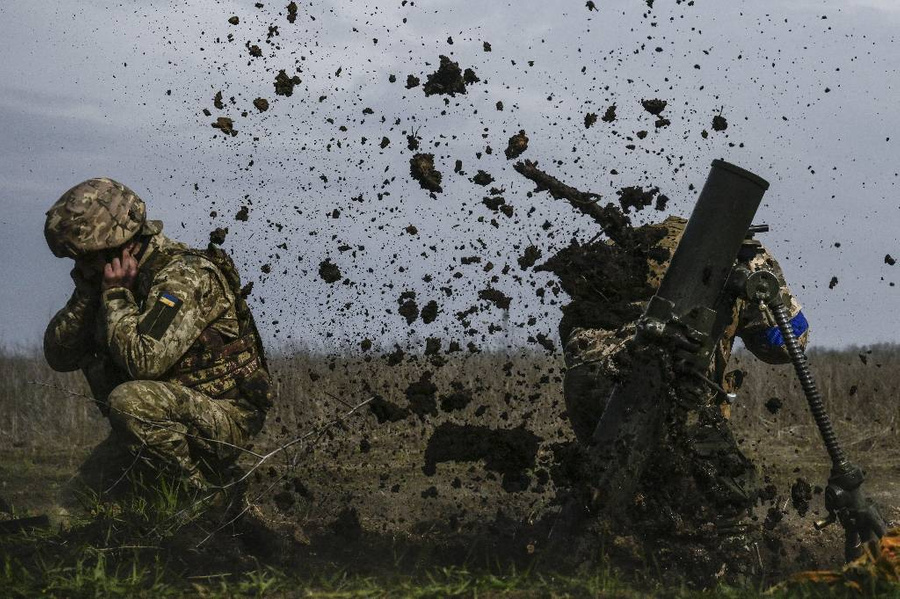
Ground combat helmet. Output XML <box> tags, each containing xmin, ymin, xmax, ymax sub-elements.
<box><xmin>45</xmin><ymin>178</ymin><xmax>152</xmax><ymax>259</ymax></box>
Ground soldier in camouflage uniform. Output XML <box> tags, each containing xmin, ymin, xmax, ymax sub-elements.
<box><xmin>44</xmin><ymin>178</ymin><xmax>272</xmax><ymax>494</ymax></box>
<box><xmin>563</xmin><ymin>215</ymin><xmax>809</xmax><ymax>446</ymax></box>
<box><xmin>557</xmin><ymin>214</ymin><xmax>812</xmax><ymax>545</ymax></box>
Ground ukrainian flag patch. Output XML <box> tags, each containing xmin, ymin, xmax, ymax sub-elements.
<box><xmin>138</xmin><ymin>291</ymin><xmax>183</xmax><ymax>340</ymax></box>
<box><xmin>159</xmin><ymin>292</ymin><xmax>180</xmax><ymax>308</ymax></box>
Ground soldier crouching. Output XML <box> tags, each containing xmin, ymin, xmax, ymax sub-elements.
<box><xmin>43</xmin><ymin>177</ymin><xmax>272</xmax><ymax>496</ymax></box>
<box><xmin>561</xmin><ymin>215</ymin><xmax>809</xmax><ymax>446</ymax></box>
<box><xmin>557</xmin><ymin>215</ymin><xmax>812</xmax><ymax>537</ymax></box>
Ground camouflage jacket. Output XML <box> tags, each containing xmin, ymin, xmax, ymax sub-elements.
<box><xmin>44</xmin><ymin>227</ymin><xmax>269</xmax><ymax>410</ymax></box>
<box><xmin>564</xmin><ymin>216</ymin><xmax>810</xmax><ymax>393</ymax></box>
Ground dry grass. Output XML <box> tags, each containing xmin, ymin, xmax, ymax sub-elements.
<box><xmin>728</xmin><ymin>343</ymin><xmax>900</xmax><ymax>461</ymax></box>
<box><xmin>1</xmin><ymin>343</ymin><xmax>899</xmax><ymax>597</ymax></box>
<box><xmin>1</xmin><ymin>343</ymin><xmax>898</xmax><ymax>457</ymax></box>
<box><xmin>0</xmin><ymin>352</ymin><xmax>97</xmax><ymax>450</ymax></box>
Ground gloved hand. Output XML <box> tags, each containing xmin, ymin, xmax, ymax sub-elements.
<box><xmin>70</xmin><ymin>266</ymin><xmax>102</xmax><ymax>299</ymax></box>
<box><xmin>659</xmin><ymin>321</ymin><xmax>706</xmax><ymax>373</ymax></box>
<box><xmin>636</xmin><ymin>315</ymin><xmax>713</xmax><ymax>406</ymax></box>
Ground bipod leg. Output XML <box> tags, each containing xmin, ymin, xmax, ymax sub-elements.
<box><xmin>765</xmin><ymin>292</ymin><xmax>886</xmax><ymax>561</ymax></box>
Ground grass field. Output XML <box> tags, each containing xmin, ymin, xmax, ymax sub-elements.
<box><xmin>1</xmin><ymin>344</ymin><xmax>898</xmax><ymax>596</ymax></box>
<box><xmin>4</xmin><ymin>343</ymin><xmax>898</xmax><ymax>450</ymax></box>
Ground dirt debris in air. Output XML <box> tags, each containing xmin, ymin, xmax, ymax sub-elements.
<box><xmin>423</xmin><ymin>423</ymin><xmax>542</xmax><ymax>492</ymax></box>
<box><xmin>602</xmin><ymin>104</ymin><xmax>617</xmax><ymax>122</ymax></box>
<box><xmin>423</xmin><ymin>55</ymin><xmax>477</xmax><ymax>96</ymax></box>
<box><xmin>712</xmin><ymin>113</ymin><xmax>728</xmax><ymax>132</ymax></box>
<box><xmin>405</xmin><ymin>372</ymin><xmax>438</xmax><ymax>418</ymax></box>
<box><xmin>274</xmin><ymin>69</ymin><xmax>302</xmax><ymax>96</ymax></box>
<box><xmin>641</xmin><ymin>98</ymin><xmax>667</xmax><ymax>115</ymax></box>
<box><xmin>764</xmin><ymin>506</ymin><xmax>785</xmax><ymax>531</ymax></box>
<box><xmin>211</xmin><ymin>117</ymin><xmax>237</xmax><ymax>136</ymax></box>
<box><xmin>478</xmin><ymin>288</ymin><xmax>511</xmax><ymax>310</ymax></box>
<box><xmin>483</xmin><ymin>194</ymin><xmax>513</xmax><ymax>217</ymax></box>
<box><xmin>439</xmin><ymin>382</ymin><xmax>474</xmax><ymax>412</ymax></box>
<box><xmin>367</xmin><ymin>395</ymin><xmax>411</xmax><ymax>423</ymax></box>
<box><xmin>409</xmin><ymin>153</ymin><xmax>443</xmax><ymax>193</ymax></box>
<box><xmin>616</xmin><ymin>186</ymin><xmax>659</xmax><ymax>213</ymax></box>
<box><xmin>397</xmin><ymin>292</ymin><xmax>419</xmax><ymax>325</ymax></box>
<box><xmin>791</xmin><ymin>478</ymin><xmax>813</xmax><ymax>517</ymax></box>
<box><xmin>318</xmin><ymin>259</ymin><xmax>341</xmax><ymax>283</ymax></box>
<box><xmin>209</xmin><ymin>226</ymin><xmax>228</xmax><ymax>245</ymax></box>
<box><xmin>532</xmin><ymin>332</ymin><xmax>555</xmax><ymax>352</ymax></box>
<box><xmin>421</xmin><ymin>300</ymin><xmax>439</xmax><ymax>324</ymax></box>
<box><xmin>537</xmin><ymin>223</ymin><xmax>657</xmax><ymax>333</ymax></box>
<box><xmin>472</xmin><ymin>170</ymin><xmax>494</xmax><ymax>186</ymax></box>
<box><xmin>517</xmin><ymin>245</ymin><xmax>542</xmax><ymax>270</ymax></box>
<box><xmin>504</xmin><ymin>130</ymin><xmax>529</xmax><ymax>160</ymax></box>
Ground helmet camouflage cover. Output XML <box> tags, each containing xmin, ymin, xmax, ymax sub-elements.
<box><xmin>45</xmin><ymin>177</ymin><xmax>147</xmax><ymax>258</ymax></box>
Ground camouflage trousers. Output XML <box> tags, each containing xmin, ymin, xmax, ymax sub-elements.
<box><xmin>106</xmin><ymin>381</ymin><xmax>263</xmax><ymax>490</ymax></box>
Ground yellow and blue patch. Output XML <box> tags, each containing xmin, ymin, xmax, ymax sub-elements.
<box><xmin>159</xmin><ymin>292</ymin><xmax>180</xmax><ymax>308</ymax></box>
<box><xmin>759</xmin><ymin>311</ymin><xmax>809</xmax><ymax>348</ymax></box>
<box><xmin>138</xmin><ymin>291</ymin><xmax>184</xmax><ymax>340</ymax></box>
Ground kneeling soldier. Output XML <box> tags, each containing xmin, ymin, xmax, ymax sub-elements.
<box><xmin>44</xmin><ymin>178</ymin><xmax>272</xmax><ymax>494</ymax></box>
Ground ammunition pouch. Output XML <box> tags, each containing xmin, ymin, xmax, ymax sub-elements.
<box><xmin>168</xmin><ymin>334</ymin><xmax>273</xmax><ymax>411</ymax></box>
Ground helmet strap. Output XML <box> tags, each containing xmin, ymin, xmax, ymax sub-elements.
<box><xmin>132</xmin><ymin>236</ymin><xmax>151</xmax><ymax>264</ymax></box>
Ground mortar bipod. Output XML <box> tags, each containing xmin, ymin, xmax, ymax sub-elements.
<box><xmin>736</xmin><ymin>267</ymin><xmax>887</xmax><ymax>562</ymax></box>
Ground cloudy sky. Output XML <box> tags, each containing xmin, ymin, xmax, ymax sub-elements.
<box><xmin>0</xmin><ymin>0</ymin><xmax>897</xmax><ymax>353</ymax></box>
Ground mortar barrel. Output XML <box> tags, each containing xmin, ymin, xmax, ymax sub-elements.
<box><xmin>656</xmin><ymin>159</ymin><xmax>770</xmax><ymax>316</ymax></box>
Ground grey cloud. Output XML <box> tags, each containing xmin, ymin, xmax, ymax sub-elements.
<box><xmin>1</xmin><ymin>0</ymin><xmax>898</xmax><ymax>350</ymax></box>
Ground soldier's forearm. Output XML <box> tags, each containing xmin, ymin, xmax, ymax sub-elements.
<box><xmin>102</xmin><ymin>288</ymin><xmax>182</xmax><ymax>379</ymax></box>
<box><xmin>43</xmin><ymin>291</ymin><xmax>97</xmax><ymax>372</ymax></box>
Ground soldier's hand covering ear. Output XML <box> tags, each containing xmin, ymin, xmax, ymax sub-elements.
<box><xmin>71</xmin><ymin>266</ymin><xmax>102</xmax><ymax>297</ymax></box>
<box><xmin>74</xmin><ymin>253</ymin><xmax>106</xmax><ymax>285</ymax></box>
<box><xmin>102</xmin><ymin>247</ymin><xmax>138</xmax><ymax>292</ymax></box>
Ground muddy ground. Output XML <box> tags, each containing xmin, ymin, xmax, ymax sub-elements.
<box><xmin>3</xmin><ymin>379</ymin><xmax>898</xmax><ymax>590</ymax></box>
